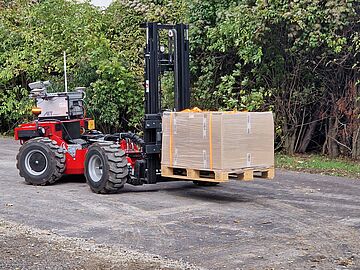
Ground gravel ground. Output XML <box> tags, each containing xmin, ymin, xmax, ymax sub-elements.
<box><xmin>0</xmin><ymin>137</ymin><xmax>359</xmax><ymax>269</ymax></box>
<box><xmin>0</xmin><ymin>220</ymin><xmax>200</xmax><ymax>270</ymax></box>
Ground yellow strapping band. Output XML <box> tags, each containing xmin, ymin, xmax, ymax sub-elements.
<box><xmin>209</xmin><ymin>112</ymin><xmax>213</xmax><ymax>169</ymax></box>
<box><xmin>169</xmin><ymin>113</ymin><xmax>173</xmax><ymax>167</ymax></box>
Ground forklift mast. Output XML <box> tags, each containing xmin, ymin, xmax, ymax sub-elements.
<box><xmin>142</xmin><ymin>22</ymin><xmax>190</xmax><ymax>183</ymax></box>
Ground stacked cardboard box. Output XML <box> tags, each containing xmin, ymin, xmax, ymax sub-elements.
<box><xmin>161</xmin><ymin>111</ymin><xmax>274</xmax><ymax>170</ymax></box>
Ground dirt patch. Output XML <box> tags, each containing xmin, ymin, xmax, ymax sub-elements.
<box><xmin>0</xmin><ymin>220</ymin><xmax>201</xmax><ymax>270</ymax></box>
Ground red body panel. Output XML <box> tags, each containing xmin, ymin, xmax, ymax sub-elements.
<box><xmin>15</xmin><ymin>119</ymin><xmax>90</xmax><ymax>175</ymax></box>
<box><xmin>64</xmin><ymin>149</ymin><xmax>87</xmax><ymax>174</ymax></box>
<box><xmin>14</xmin><ymin>119</ymin><xmax>141</xmax><ymax>176</ymax></box>
<box><xmin>14</xmin><ymin>119</ymin><xmax>89</xmax><ymax>141</ymax></box>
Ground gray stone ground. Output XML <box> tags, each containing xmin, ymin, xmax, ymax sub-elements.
<box><xmin>0</xmin><ymin>137</ymin><xmax>359</xmax><ymax>269</ymax></box>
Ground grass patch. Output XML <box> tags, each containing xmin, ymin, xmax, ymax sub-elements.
<box><xmin>276</xmin><ymin>153</ymin><xmax>360</xmax><ymax>179</ymax></box>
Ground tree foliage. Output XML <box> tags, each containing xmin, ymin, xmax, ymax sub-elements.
<box><xmin>0</xmin><ymin>0</ymin><xmax>185</xmax><ymax>132</ymax></box>
<box><xmin>0</xmin><ymin>0</ymin><xmax>359</xmax><ymax>158</ymax></box>
<box><xmin>188</xmin><ymin>0</ymin><xmax>359</xmax><ymax>158</ymax></box>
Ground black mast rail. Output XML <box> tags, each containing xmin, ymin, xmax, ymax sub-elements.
<box><xmin>140</xmin><ymin>22</ymin><xmax>190</xmax><ymax>184</ymax></box>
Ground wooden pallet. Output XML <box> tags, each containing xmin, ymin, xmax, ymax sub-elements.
<box><xmin>161</xmin><ymin>165</ymin><xmax>275</xmax><ymax>182</ymax></box>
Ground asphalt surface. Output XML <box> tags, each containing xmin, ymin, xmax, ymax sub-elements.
<box><xmin>0</xmin><ymin>137</ymin><xmax>359</xmax><ymax>269</ymax></box>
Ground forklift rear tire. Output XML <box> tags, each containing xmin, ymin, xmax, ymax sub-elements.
<box><xmin>16</xmin><ymin>137</ymin><xmax>66</xmax><ymax>185</ymax></box>
<box><xmin>85</xmin><ymin>142</ymin><xmax>128</xmax><ymax>194</ymax></box>
<box><xmin>193</xmin><ymin>181</ymin><xmax>219</xmax><ymax>186</ymax></box>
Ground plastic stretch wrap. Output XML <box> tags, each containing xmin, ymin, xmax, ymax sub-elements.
<box><xmin>161</xmin><ymin>111</ymin><xmax>274</xmax><ymax>170</ymax></box>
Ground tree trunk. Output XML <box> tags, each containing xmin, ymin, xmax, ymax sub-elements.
<box><xmin>351</xmin><ymin>85</ymin><xmax>360</xmax><ymax>159</ymax></box>
<box><xmin>352</xmin><ymin>127</ymin><xmax>360</xmax><ymax>159</ymax></box>
<box><xmin>325</xmin><ymin>117</ymin><xmax>339</xmax><ymax>158</ymax></box>
<box><xmin>297</xmin><ymin>120</ymin><xmax>318</xmax><ymax>153</ymax></box>
<box><xmin>297</xmin><ymin>108</ymin><xmax>320</xmax><ymax>153</ymax></box>
<box><xmin>284</xmin><ymin>131</ymin><xmax>297</xmax><ymax>155</ymax></box>
<box><xmin>282</xmin><ymin>120</ymin><xmax>297</xmax><ymax>155</ymax></box>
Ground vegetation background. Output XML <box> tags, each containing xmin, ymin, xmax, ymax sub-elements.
<box><xmin>0</xmin><ymin>0</ymin><xmax>359</xmax><ymax>159</ymax></box>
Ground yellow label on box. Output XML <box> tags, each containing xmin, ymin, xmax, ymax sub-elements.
<box><xmin>88</xmin><ymin>120</ymin><xmax>95</xmax><ymax>130</ymax></box>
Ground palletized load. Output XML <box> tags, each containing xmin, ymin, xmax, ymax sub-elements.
<box><xmin>161</xmin><ymin>111</ymin><xmax>274</xmax><ymax>182</ymax></box>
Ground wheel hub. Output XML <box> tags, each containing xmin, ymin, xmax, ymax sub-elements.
<box><xmin>25</xmin><ymin>150</ymin><xmax>48</xmax><ymax>176</ymax></box>
<box><xmin>88</xmin><ymin>154</ymin><xmax>103</xmax><ymax>182</ymax></box>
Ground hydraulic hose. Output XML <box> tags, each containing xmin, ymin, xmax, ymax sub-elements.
<box><xmin>104</xmin><ymin>132</ymin><xmax>144</xmax><ymax>147</ymax></box>
<box><xmin>119</xmin><ymin>132</ymin><xmax>145</xmax><ymax>147</ymax></box>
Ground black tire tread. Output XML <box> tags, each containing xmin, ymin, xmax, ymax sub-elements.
<box><xmin>16</xmin><ymin>137</ymin><xmax>65</xmax><ymax>185</ymax></box>
<box><xmin>88</xmin><ymin>142</ymin><xmax>128</xmax><ymax>194</ymax></box>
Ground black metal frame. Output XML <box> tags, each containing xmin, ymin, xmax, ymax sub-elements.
<box><xmin>141</xmin><ymin>22</ymin><xmax>190</xmax><ymax>184</ymax></box>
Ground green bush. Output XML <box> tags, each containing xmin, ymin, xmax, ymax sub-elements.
<box><xmin>0</xmin><ymin>87</ymin><xmax>33</xmax><ymax>133</ymax></box>
<box><xmin>0</xmin><ymin>0</ymin><xmax>358</xmax><ymax>158</ymax></box>
<box><xmin>0</xmin><ymin>0</ymin><xmax>187</xmax><ymax>133</ymax></box>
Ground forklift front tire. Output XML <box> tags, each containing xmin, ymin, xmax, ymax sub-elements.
<box><xmin>85</xmin><ymin>142</ymin><xmax>128</xmax><ymax>194</ymax></box>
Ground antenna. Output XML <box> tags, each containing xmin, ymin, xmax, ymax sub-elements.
<box><xmin>63</xmin><ymin>51</ymin><xmax>68</xmax><ymax>92</ymax></box>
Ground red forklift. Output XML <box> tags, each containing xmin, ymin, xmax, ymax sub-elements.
<box><xmin>14</xmin><ymin>22</ymin><xmax>207</xmax><ymax>193</ymax></box>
